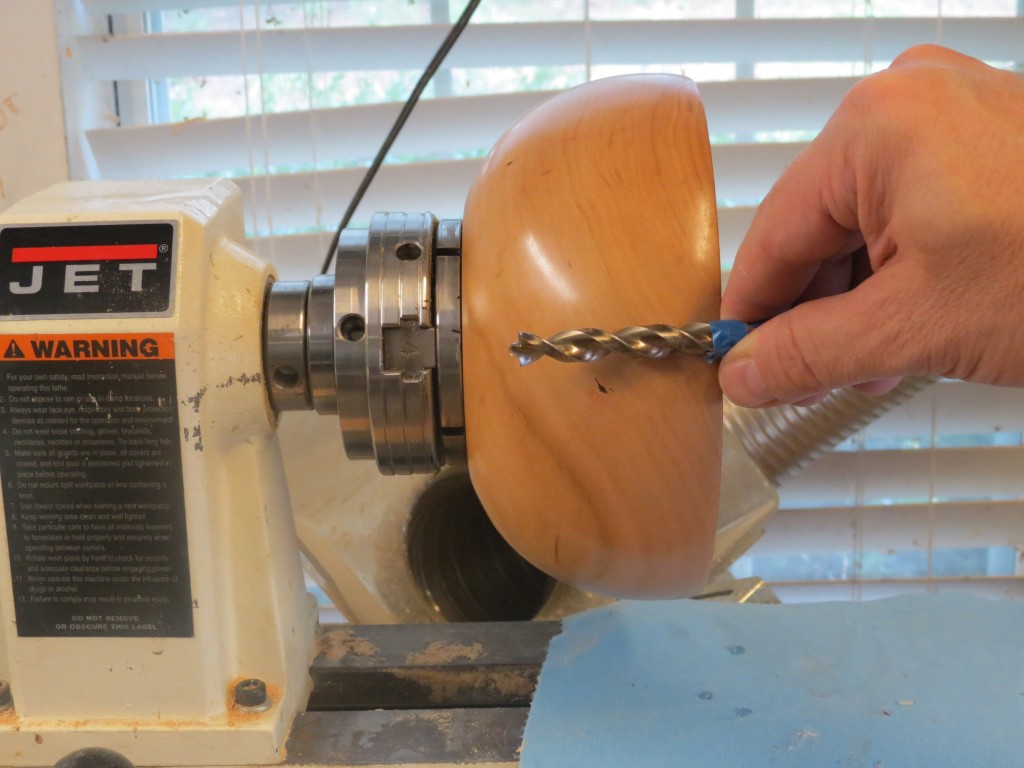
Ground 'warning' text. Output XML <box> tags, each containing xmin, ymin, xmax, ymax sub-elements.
<box><xmin>30</xmin><ymin>337</ymin><xmax>161</xmax><ymax>360</ymax></box>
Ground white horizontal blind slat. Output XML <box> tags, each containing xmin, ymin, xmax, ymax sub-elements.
<box><xmin>86</xmin><ymin>91</ymin><xmax>555</xmax><ymax>178</ymax></box>
<box><xmin>712</xmin><ymin>142</ymin><xmax>805</xmax><ymax>203</ymax></box>
<box><xmin>82</xmin><ymin>0</ymin><xmax>241</xmax><ymax>12</ymax></box>
<box><xmin>756</xmin><ymin>499</ymin><xmax>1024</xmax><ymax>554</ymax></box>
<box><xmin>590</xmin><ymin>17</ymin><xmax>1022</xmax><ymax>65</ymax></box>
<box><xmin>702</xmin><ymin>76</ymin><xmax>857</xmax><ymax>135</ymax></box>
<box><xmin>244</xmin><ymin>232</ymin><xmax>327</xmax><ymax>279</ymax></box>
<box><xmin>75</xmin><ymin>24</ymin><xmax>579</xmax><ymax>82</ymax></box>
<box><xmin>74</xmin><ymin>18</ymin><xmax>1024</xmax><ymax>81</ymax></box>
<box><xmin>779</xmin><ymin>445</ymin><xmax>1024</xmax><ymax>508</ymax></box>
<box><xmin>240</xmin><ymin>158</ymin><xmax>482</xmax><ymax>235</ymax></box>
<box><xmin>774</xmin><ymin>577</ymin><xmax>1024</xmax><ymax>603</ymax></box>
<box><xmin>85</xmin><ymin>77</ymin><xmax>856</xmax><ymax>179</ymax></box>
<box><xmin>717</xmin><ymin>206</ymin><xmax>756</xmax><ymax>265</ymax></box>
<box><xmin>862</xmin><ymin>380</ymin><xmax>1024</xmax><ymax>438</ymax></box>
<box><xmin>235</xmin><ymin>143</ymin><xmax>802</xmax><ymax>235</ymax></box>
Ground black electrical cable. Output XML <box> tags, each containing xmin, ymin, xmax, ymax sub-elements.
<box><xmin>319</xmin><ymin>0</ymin><xmax>483</xmax><ymax>275</ymax></box>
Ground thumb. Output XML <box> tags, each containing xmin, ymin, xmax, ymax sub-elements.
<box><xmin>718</xmin><ymin>276</ymin><xmax>932</xmax><ymax>406</ymax></box>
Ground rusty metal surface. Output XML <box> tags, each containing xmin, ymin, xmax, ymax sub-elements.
<box><xmin>285</xmin><ymin>708</ymin><xmax>527</xmax><ymax>765</ymax></box>
<box><xmin>309</xmin><ymin>621</ymin><xmax>560</xmax><ymax>711</ymax></box>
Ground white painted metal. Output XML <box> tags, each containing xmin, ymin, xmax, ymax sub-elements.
<box><xmin>0</xmin><ymin>1</ymin><xmax>70</xmax><ymax>215</ymax></box>
<box><xmin>279</xmin><ymin>410</ymin><xmax>439</xmax><ymax>625</ymax></box>
<box><xmin>0</xmin><ymin>180</ymin><xmax>317</xmax><ymax>766</ymax></box>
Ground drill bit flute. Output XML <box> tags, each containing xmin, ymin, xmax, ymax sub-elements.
<box><xmin>510</xmin><ymin>320</ymin><xmax>753</xmax><ymax>366</ymax></box>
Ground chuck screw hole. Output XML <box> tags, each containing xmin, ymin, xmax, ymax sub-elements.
<box><xmin>339</xmin><ymin>314</ymin><xmax>366</xmax><ymax>342</ymax></box>
<box><xmin>395</xmin><ymin>241</ymin><xmax>423</xmax><ymax>262</ymax></box>
<box><xmin>272</xmin><ymin>366</ymin><xmax>300</xmax><ymax>389</ymax></box>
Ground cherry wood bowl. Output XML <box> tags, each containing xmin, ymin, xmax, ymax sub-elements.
<box><xmin>462</xmin><ymin>75</ymin><xmax>722</xmax><ymax>598</ymax></box>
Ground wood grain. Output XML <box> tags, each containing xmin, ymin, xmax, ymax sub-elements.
<box><xmin>462</xmin><ymin>75</ymin><xmax>722</xmax><ymax>598</ymax></box>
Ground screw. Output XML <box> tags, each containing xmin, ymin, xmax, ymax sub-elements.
<box><xmin>234</xmin><ymin>678</ymin><xmax>270</xmax><ymax>712</ymax></box>
<box><xmin>0</xmin><ymin>679</ymin><xmax>11</xmax><ymax>711</ymax></box>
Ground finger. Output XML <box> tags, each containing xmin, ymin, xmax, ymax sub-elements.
<box><xmin>852</xmin><ymin>377</ymin><xmax>903</xmax><ymax>396</ymax></box>
<box><xmin>793</xmin><ymin>391</ymin><xmax>829</xmax><ymax>407</ymax></box>
<box><xmin>796</xmin><ymin>246</ymin><xmax>875</xmax><ymax>304</ymax></box>
<box><xmin>796</xmin><ymin>253</ymin><xmax>854</xmax><ymax>304</ymax></box>
<box><xmin>721</xmin><ymin>126</ymin><xmax>864</xmax><ymax>323</ymax></box>
<box><xmin>718</xmin><ymin>266</ymin><xmax>933</xmax><ymax>406</ymax></box>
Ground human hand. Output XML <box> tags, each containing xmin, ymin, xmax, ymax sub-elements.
<box><xmin>718</xmin><ymin>45</ymin><xmax>1024</xmax><ymax>408</ymax></box>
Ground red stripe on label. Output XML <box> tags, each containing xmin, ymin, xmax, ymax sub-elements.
<box><xmin>11</xmin><ymin>244</ymin><xmax>159</xmax><ymax>263</ymax></box>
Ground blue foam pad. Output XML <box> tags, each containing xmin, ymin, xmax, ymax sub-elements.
<box><xmin>521</xmin><ymin>595</ymin><xmax>1024</xmax><ymax>767</ymax></box>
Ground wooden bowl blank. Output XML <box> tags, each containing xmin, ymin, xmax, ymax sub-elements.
<box><xmin>462</xmin><ymin>75</ymin><xmax>722</xmax><ymax>598</ymax></box>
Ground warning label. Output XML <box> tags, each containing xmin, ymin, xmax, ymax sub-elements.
<box><xmin>0</xmin><ymin>333</ymin><xmax>193</xmax><ymax>637</ymax></box>
<box><xmin>1</xmin><ymin>334</ymin><xmax>170</xmax><ymax>362</ymax></box>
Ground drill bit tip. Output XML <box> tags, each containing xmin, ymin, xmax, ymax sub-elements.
<box><xmin>510</xmin><ymin>332</ymin><xmax>550</xmax><ymax>366</ymax></box>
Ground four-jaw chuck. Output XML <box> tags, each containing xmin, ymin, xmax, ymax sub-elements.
<box><xmin>263</xmin><ymin>213</ymin><xmax>464</xmax><ymax>475</ymax></box>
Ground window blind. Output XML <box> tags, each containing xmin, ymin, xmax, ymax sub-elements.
<box><xmin>55</xmin><ymin>0</ymin><xmax>1024</xmax><ymax>601</ymax></box>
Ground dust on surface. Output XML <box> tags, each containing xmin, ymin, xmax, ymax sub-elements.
<box><xmin>390</xmin><ymin>669</ymin><xmax>534</xmax><ymax>705</ymax></box>
<box><xmin>406</xmin><ymin>641</ymin><xmax>484</xmax><ymax>665</ymax></box>
<box><xmin>318</xmin><ymin>628</ymin><xmax>380</xmax><ymax>662</ymax></box>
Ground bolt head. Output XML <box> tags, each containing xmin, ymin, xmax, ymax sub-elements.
<box><xmin>53</xmin><ymin>748</ymin><xmax>135</xmax><ymax>768</ymax></box>
<box><xmin>234</xmin><ymin>678</ymin><xmax>269</xmax><ymax>710</ymax></box>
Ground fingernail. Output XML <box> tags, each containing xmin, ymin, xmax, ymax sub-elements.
<box><xmin>719</xmin><ymin>356</ymin><xmax>774</xmax><ymax>407</ymax></box>
<box><xmin>793</xmin><ymin>391</ymin><xmax>829</xmax><ymax>407</ymax></box>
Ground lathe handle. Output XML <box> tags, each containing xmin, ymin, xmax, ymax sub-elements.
<box><xmin>462</xmin><ymin>75</ymin><xmax>722</xmax><ymax>598</ymax></box>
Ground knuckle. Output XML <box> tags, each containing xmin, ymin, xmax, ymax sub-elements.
<box><xmin>835</xmin><ymin>74</ymin><xmax>900</xmax><ymax>138</ymax></box>
<box><xmin>890</xmin><ymin>43</ymin><xmax>950</xmax><ymax>69</ymax></box>
<box><xmin>838</xmin><ymin>66</ymin><xmax>947</xmax><ymax>155</ymax></box>
<box><xmin>840</xmin><ymin>72</ymin><xmax>886</xmax><ymax>111</ymax></box>
<box><xmin>842</xmin><ymin>69</ymin><xmax>911</xmax><ymax>119</ymax></box>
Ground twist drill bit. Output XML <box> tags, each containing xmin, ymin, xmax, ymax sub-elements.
<box><xmin>510</xmin><ymin>323</ymin><xmax>715</xmax><ymax>366</ymax></box>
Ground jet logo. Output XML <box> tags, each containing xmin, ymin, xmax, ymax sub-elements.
<box><xmin>9</xmin><ymin>243</ymin><xmax>160</xmax><ymax>296</ymax></box>
<box><xmin>0</xmin><ymin>223</ymin><xmax>175</xmax><ymax>317</ymax></box>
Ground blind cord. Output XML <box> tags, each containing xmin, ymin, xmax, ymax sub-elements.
<box><xmin>319</xmin><ymin>0</ymin><xmax>483</xmax><ymax>275</ymax></box>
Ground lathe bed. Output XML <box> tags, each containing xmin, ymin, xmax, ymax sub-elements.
<box><xmin>288</xmin><ymin>577</ymin><xmax>773</xmax><ymax>766</ymax></box>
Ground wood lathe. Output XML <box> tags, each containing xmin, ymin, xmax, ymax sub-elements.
<box><xmin>0</xmin><ymin>76</ymin><xmax>926</xmax><ymax>767</ymax></box>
